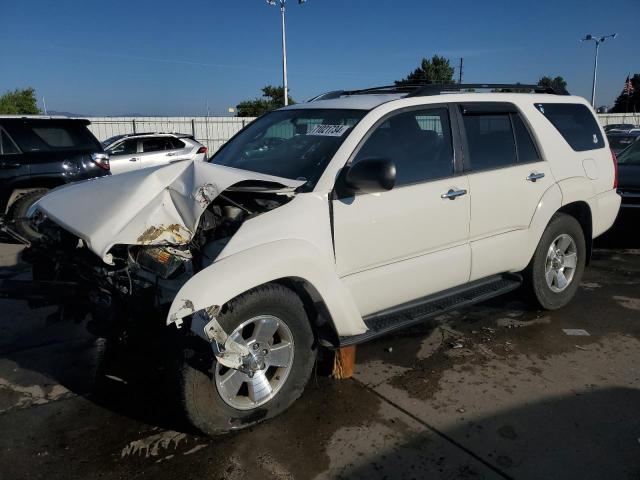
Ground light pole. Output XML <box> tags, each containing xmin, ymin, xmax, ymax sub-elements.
<box><xmin>267</xmin><ymin>0</ymin><xmax>305</xmax><ymax>106</ymax></box>
<box><xmin>581</xmin><ymin>33</ymin><xmax>617</xmax><ymax>107</ymax></box>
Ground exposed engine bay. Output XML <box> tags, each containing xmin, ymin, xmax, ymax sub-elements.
<box><xmin>4</xmin><ymin>161</ymin><xmax>304</xmax><ymax>337</ymax></box>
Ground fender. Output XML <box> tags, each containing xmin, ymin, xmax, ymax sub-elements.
<box><xmin>557</xmin><ymin>176</ymin><xmax>596</xmax><ymax>206</ymax></box>
<box><xmin>167</xmin><ymin>238</ymin><xmax>367</xmax><ymax>337</ymax></box>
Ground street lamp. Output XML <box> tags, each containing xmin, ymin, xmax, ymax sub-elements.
<box><xmin>581</xmin><ymin>33</ymin><xmax>617</xmax><ymax>107</ymax></box>
<box><xmin>266</xmin><ymin>0</ymin><xmax>306</xmax><ymax>106</ymax></box>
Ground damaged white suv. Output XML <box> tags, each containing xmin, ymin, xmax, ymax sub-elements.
<box><xmin>9</xmin><ymin>84</ymin><xmax>620</xmax><ymax>435</ymax></box>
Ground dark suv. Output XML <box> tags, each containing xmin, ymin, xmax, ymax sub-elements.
<box><xmin>0</xmin><ymin>116</ymin><xmax>109</xmax><ymax>239</ymax></box>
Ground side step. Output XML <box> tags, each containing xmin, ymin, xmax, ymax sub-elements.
<box><xmin>339</xmin><ymin>274</ymin><xmax>522</xmax><ymax>347</ymax></box>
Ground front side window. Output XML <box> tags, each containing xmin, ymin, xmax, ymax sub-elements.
<box><xmin>617</xmin><ymin>138</ymin><xmax>640</xmax><ymax>165</ymax></box>
<box><xmin>0</xmin><ymin>128</ymin><xmax>20</xmax><ymax>155</ymax></box>
<box><xmin>211</xmin><ymin>109</ymin><xmax>366</xmax><ymax>186</ymax></box>
<box><xmin>535</xmin><ymin>103</ymin><xmax>604</xmax><ymax>151</ymax></box>
<box><xmin>352</xmin><ymin>107</ymin><xmax>454</xmax><ymax>186</ymax></box>
<box><xmin>108</xmin><ymin>139</ymin><xmax>138</xmax><ymax>155</ymax></box>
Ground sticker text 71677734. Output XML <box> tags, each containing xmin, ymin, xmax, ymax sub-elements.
<box><xmin>307</xmin><ymin>124</ymin><xmax>351</xmax><ymax>137</ymax></box>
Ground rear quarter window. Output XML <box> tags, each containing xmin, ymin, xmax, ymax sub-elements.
<box><xmin>535</xmin><ymin>103</ymin><xmax>604</xmax><ymax>152</ymax></box>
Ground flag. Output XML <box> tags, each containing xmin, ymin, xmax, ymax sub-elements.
<box><xmin>623</xmin><ymin>75</ymin><xmax>635</xmax><ymax>95</ymax></box>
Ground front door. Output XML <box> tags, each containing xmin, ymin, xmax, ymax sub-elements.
<box><xmin>107</xmin><ymin>138</ymin><xmax>140</xmax><ymax>174</ymax></box>
<box><xmin>332</xmin><ymin>106</ymin><xmax>471</xmax><ymax>317</ymax></box>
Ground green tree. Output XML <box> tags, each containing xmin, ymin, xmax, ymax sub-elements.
<box><xmin>236</xmin><ymin>85</ymin><xmax>295</xmax><ymax>117</ymax></box>
<box><xmin>538</xmin><ymin>76</ymin><xmax>568</xmax><ymax>93</ymax></box>
<box><xmin>0</xmin><ymin>87</ymin><xmax>41</xmax><ymax>114</ymax></box>
<box><xmin>611</xmin><ymin>74</ymin><xmax>640</xmax><ymax>113</ymax></box>
<box><xmin>395</xmin><ymin>55</ymin><xmax>455</xmax><ymax>85</ymax></box>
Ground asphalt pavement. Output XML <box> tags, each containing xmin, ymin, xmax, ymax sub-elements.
<box><xmin>0</xmin><ymin>216</ymin><xmax>638</xmax><ymax>480</ymax></box>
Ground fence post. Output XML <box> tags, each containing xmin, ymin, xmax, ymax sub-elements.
<box><xmin>132</xmin><ymin>119</ymin><xmax>137</xmax><ymax>134</ymax></box>
<box><xmin>191</xmin><ymin>119</ymin><xmax>196</xmax><ymax>138</ymax></box>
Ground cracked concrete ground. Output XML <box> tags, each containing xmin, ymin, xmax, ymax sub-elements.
<box><xmin>0</xmin><ymin>218</ymin><xmax>638</xmax><ymax>479</ymax></box>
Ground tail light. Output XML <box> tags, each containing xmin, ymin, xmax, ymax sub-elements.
<box><xmin>197</xmin><ymin>146</ymin><xmax>208</xmax><ymax>155</ymax></box>
<box><xmin>611</xmin><ymin>149</ymin><xmax>618</xmax><ymax>189</ymax></box>
<box><xmin>91</xmin><ymin>153</ymin><xmax>110</xmax><ymax>171</ymax></box>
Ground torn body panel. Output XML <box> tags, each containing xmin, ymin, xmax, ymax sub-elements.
<box><xmin>35</xmin><ymin>160</ymin><xmax>304</xmax><ymax>263</ymax></box>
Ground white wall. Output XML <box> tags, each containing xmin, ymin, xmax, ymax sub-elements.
<box><xmin>87</xmin><ymin>113</ymin><xmax>640</xmax><ymax>154</ymax></box>
<box><xmin>87</xmin><ymin>116</ymin><xmax>256</xmax><ymax>153</ymax></box>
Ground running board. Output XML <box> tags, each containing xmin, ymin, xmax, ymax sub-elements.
<box><xmin>338</xmin><ymin>274</ymin><xmax>522</xmax><ymax>347</ymax></box>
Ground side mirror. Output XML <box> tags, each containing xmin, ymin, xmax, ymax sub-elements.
<box><xmin>344</xmin><ymin>158</ymin><xmax>396</xmax><ymax>193</ymax></box>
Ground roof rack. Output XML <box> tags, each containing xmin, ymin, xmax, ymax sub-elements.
<box><xmin>308</xmin><ymin>83</ymin><xmax>569</xmax><ymax>102</ymax></box>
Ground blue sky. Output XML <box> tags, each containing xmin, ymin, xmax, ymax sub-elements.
<box><xmin>1</xmin><ymin>0</ymin><xmax>637</xmax><ymax>116</ymax></box>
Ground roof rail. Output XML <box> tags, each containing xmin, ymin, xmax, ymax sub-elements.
<box><xmin>308</xmin><ymin>83</ymin><xmax>569</xmax><ymax>102</ymax></box>
<box><xmin>405</xmin><ymin>83</ymin><xmax>570</xmax><ymax>97</ymax></box>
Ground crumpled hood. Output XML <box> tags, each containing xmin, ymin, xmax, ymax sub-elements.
<box><xmin>36</xmin><ymin>160</ymin><xmax>304</xmax><ymax>263</ymax></box>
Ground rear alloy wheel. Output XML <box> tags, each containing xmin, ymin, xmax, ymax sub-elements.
<box><xmin>526</xmin><ymin>213</ymin><xmax>586</xmax><ymax>310</ymax></box>
<box><xmin>178</xmin><ymin>284</ymin><xmax>316</xmax><ymax>435</ymax></box>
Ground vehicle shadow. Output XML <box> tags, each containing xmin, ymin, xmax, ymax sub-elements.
<box><xmin>344</xmin><ymin>386</ymin><xmax>640</xmax><ymax>479</ymax></box>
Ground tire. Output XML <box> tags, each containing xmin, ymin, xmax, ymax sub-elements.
<box><xmin>6</xmin><ymin>189</ymin><xmax>48</xmax><ymax>241</ymax></box>
<box><xmin>178</xmin><ymin>284</ymin><xmax>316</xmax><ymax>436</ymax></box>
<box><xmin>525</xmin><ymin>213</ymin><xmax>586</xmax><ymax>310</ymax></box>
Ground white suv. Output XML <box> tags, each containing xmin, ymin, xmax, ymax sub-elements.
<box><xmin>20</xmin><ymin>84</ymin><xmax>620</xmax><ymax>435</ymax></box>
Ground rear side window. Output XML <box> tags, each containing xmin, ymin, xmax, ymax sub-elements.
<box><xmin>535</xmin><ymin>103</ymin><xmax>604</xmax><ymax>151</ymax></box>
<box><xmin>511</xmin><ymin>114</ymin><xmax>540</xmax><ymax>163</ymax></box>
<box><xmin>5</xmin><ymin>122</ymin><xmax>101</xmax><ymax>152</ymax></box>
<box><xmin>169</xmin><ymin>138</ymin><xmax>185</xmax><ymax>149</ymax></box>
<box><xmin>0</xmin><ymin>128</ymin><xmax>20</xmax><ymax>155</ymax></box>
<box><xmin>462</xmin><ymin>113</ymin><xmax>517</xmax><ymax>170</ymax></box>
<box><xmin>142</xmin><ymin>138</ymin><xmax>174</xmax><ymax>152</ymax></box>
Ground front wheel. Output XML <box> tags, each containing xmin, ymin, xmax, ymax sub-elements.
<box><xmin>525</xmin><ymin>213</ymin><xmax>586</xmax><ymax>310</ymax></box>
<box><xmin>178</xmin><ymin>284</ymin><xmax>316</xmax><ymax>436</ymax></box>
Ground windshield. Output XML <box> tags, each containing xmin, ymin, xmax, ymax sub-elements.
<box><xmin>210</xmin><ymin>108</ymin><xmax>367</xmax><ymax>186</ymax></box>
<box><xmin>617</xmin><ymin>138</ymin><xmax>640</xmax><ymax>165</ymax></box>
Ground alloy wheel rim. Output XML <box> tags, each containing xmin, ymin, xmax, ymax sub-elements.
<box><xmin>214</xmin><ymin>315</ymin><xmax>294</xmax><ymax>410</ymax></box>
<box><xmin>544</xmin><ymin>233</ymin><xmax>578</xmax><ymax>293</ymax></box>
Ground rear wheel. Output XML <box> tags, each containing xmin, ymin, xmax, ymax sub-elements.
<box><xmin>178</xmin><ymin>284</ymin><xmax>316</xmax><ymax>435</ymax></box>
<box><xmin>6</xmin><ymin>189</ymin><xmax>48</xmax><ymax>241</ymax></box>
<box><xmin>525</xmin><ymin>213</ymin><xmax>586</xmax><ymax>310</ymax></box>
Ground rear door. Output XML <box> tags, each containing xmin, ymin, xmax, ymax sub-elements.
<box><xmin>106</xmin><ymin>138</ymin><xmax>140</xmax><ymax>174</ymax></box>
<box><xmin>139</xmin><ymin>137</ymin><xmax>179</xmax><ymax>169</ymax></box>
<box><xmin>457</xmin><ymin>103</ymin><xmax>553</xmax><ymax>280</ymax></box>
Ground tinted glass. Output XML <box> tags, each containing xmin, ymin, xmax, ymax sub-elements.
<box><xmin>6</xmin><ymin>122</ymin><xmax>101</xmax><ymax>152</ymax></box>
<box><xmin>142</xmin><ymin>138</ymin><xmax>173</xmax><ymax>152</ymax></box>
<box><xmin>170</xmin><ymin>138</ymin><xmax>185</xmax><ymax>149</ymax></box>
<box><xmin>617</xmin><ymin>138</ymin><xmax>640</xmax><ymax>165</ymax></box>
<box><xmin>535</xmin><ymin>103</ymin><xmax>604</xmax><ymax>151</ymax></box>
<box><xmin>211</xmin><ymin>109</ymin><xmax>366</xmax><ymax>185</ymax></box>
<box><xmin>0</xmin><ymin>129</ymin><xmax>20</xmax><ymax>155</ymax></box>
<box><xmin>512</xmin><ymin>114</ymin><xmax>540</xmax><ymax>163</ymax></box>
<box><xmin>353</xmin><ymin>108</ymin><xmax>453</xmax><ymax>186</ymax></box>
<box><xmin>608</xmin><ymin>135</ymin><xmax>637</xmax><ymax>153</ymax></box>
<box><xmin>108</xmin><ymin>139</ymin><xmax>137</xmax><ymax>155</ymax></box>
<box><xmin>463</xmin><ymin>113</ymin><xmax>516</xmax><ymax>170</ymax></box>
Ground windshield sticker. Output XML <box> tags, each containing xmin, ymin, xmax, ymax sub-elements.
<box><xmin>307</xmin><ymin>124</ymin><xmax>351</xmax><ymax>137</ymax></box>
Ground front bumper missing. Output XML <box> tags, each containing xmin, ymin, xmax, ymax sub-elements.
<box><xmin>0</xmin><ymin>279</ymin><xmax>93</xmax><ymax>302</ymax></box>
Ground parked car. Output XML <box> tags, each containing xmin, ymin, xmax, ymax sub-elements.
<box><xmin>604</xmin><ymin>123</ymin><xmax>637</xmax><ymax>133</ymax></box>
<box><xmin>0</xmin><ymin>116</ymin><xmax>109</xmax><ymax>240</ymax></box>
<box><xmin>616</xmin><ymin>136</ymin><xmax>640</xmax><ymax>210</ymax></box>
<box><xmin>607</xmin><ymin>130</ymin><xmax>640</xmax><ymax>154</ymax></box>
<box><xmin>102</xmin><ymin>132</ymin><xmax>208</xmax><ymax>174</ymax></box>
<box><xmin>4</xmin><ymin>84</ymin><xmax>620</xmax><ymax>435</ymax></box>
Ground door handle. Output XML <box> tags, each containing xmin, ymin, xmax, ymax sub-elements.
<box><xmin>0</xmin><ymin>162</ymin><xmax>21</xmax><ymax>168</ymax></box>
<box><xmin>166</xmin><ymin>152</ymin><xmax>178</xmax><ymax>156</ymax></box>
<box><xmin>129</xmin><ymin>157</ymin><xmax>139</xmax><ymax>162</ymax></box>
<box><xmin>526</xmin><ymin>172</ymin><xmax>545</xmax><ymax>182</ymax></box>
<box><xmin>441</xmin><ymin>189</ymin><xmax>468</xmax><ymax>200</ymax></box>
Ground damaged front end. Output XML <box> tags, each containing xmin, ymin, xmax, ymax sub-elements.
<box><xmin>2</xmin><ymin>161</ymin><xmax>304</xmax><ymax>341</ymax></box>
